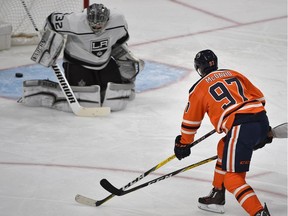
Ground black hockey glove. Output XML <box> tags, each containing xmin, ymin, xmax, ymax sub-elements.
<box><xmin>174</xmin><ymin>135</ymin><xmax>191</xmax><ymax>160</ymax></box>
<box><xmin>253</xmin><ymin>126</ymin><xmax>273</xmax><ymax>150</ymax></box>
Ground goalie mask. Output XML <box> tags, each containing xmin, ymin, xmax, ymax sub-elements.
<box><xmin>194</xmin><ymin>49</ymin><xmax>218</xmax><ymax>77</ymax></box>
<box><xmin>87</xmin><ymin>3</ymin><xmax>110</xmax><ymax>32</ymax></box>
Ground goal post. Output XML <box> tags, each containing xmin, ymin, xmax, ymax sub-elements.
<box><xmin>0</xmin><ymin>0</ymin><xmax>89</xmax><ymax>46</ymax></box>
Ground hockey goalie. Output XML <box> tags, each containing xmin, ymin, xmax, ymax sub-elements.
<box><xmin>21</xmin><ymin>3</ymin><xmax>144</xmax><ymax>112</ymax></box>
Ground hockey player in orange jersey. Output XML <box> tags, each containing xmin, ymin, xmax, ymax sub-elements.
<box><xmin>174</xmin><ymin>50</ymin><xmax>273</xmax><ymax>216</ymax></box>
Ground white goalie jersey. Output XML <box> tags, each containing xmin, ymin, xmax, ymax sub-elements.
<box><xmin>44</xmin><ymin>8</ymin><xmax>129</xmax><ymax>70</ymax></box>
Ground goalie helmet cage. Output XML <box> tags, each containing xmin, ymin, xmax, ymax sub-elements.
<box><xmin>0</xmin><ymin>0</ymin><xmax>89</xmax><ymax>46</ymax></box>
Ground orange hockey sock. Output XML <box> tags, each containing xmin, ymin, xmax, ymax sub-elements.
<box><xmin>213</xmin><ymin>138</ymin><xmax>226</xmax><ymax>189</ymax></box>
<box><xmin>224</xmin><ymin>172</ymin><xmax>263</xmax><ymax>215</ymax></box>
<box><xmin>212</xmin><ymin>158</ymin><xmax>226</xmax><ymax>189</ymax></box>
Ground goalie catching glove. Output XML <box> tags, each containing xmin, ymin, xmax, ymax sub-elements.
<box><xmin>174</xmin><ymin>135</ymin><xmax>191</xmax><ymax>160</ymax></box>
<box><xmin>112</xmin><ymin>43</ymin><xmax>145</xmax><ymax>82</ymax></box>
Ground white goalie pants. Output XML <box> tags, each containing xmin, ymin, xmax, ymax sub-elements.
<box><xmin>20</xmin><ymin>79</ymin><xmax>135</xmax><ymax>112</ymax></box>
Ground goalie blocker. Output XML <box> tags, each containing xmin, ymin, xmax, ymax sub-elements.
<box><xmin>31</xmin><ymin>29</ymin><xmax>64</xmax><ymax>67</ymax></box>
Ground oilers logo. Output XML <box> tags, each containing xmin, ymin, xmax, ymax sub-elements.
<box><xmin>91</xmin><ymin>39</ymin><xmax>109</xmax><ymax>57</ymax></box>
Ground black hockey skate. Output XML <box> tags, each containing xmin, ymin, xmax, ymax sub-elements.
<box><xmin>254</xmin><ymin>203</ymin><xmax>271</xmax><ymax>216</ymax></box>
<box><xmin>198</xmin><ymin>187</ymin><xmax>225</xmax><ymax>214</ymax></box>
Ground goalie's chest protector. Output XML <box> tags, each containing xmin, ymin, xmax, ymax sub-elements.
<box><xmin>54</xmin><ymin>11</ymin><xmax>128</xmax><ymax>66</ymax></box>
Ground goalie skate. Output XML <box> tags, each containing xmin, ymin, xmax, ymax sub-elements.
<box><xmin>198</xmin><ymin>187</ymin><xmax>225</xmax><ymax>214</ymax></box>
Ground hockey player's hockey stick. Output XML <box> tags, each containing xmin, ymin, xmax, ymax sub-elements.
<box><xmin>75</xmin><ymin>122</ymin><xmax>287</xmax><ymax>206</ymax></box>
<box><xmin>76</xmin><ymin>130</ymin><xmax>216</xmax><ymax>206</ymax></box>
<box><xmin>100</xmin><ymin>155</ymin><xmax>218</xmax><ymax>196</ymax></box>
<box><xmin>75</xmin><ymin>129</ymin><xmax>216</xmax><ymax>206</ymax></box>
<box><xmin>20</xmin><ymin>0</ymin><xmax>110</xmax><ymax>117</ymax></box>
<box><xmin>99</xmin><ymin>122</ymin><xmax>288</xmax><ymax>197</ymax></box>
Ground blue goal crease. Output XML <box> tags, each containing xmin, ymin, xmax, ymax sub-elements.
<box><xmin>0</xmin><ymin>61</ymin><xmax>189</xmax><ymax>99</ymax></box>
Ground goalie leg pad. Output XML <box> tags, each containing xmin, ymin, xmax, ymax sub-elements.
<box><xmin>21</xmin><ymin>79</ymin><xmax>101</xmax><ymax>112</ymax></box>
<box><xmin>21</xmin><ymin>79</ymin><xmax>66</xmax><ymax>109</ymax></box>
<box><xmin>102</xmin><ymin>82</ymin><xmax>135</xmax><ymax>111</ymax></box>
<box><xmin>71</xmin><ymin>85</ymin><xmax>101</xmax><ymax>108</ymax></box>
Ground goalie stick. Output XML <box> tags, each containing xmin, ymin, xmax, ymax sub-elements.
<box><xmin>75</xmin><ymin>122</ymin><xmax>287</xmax><ymax>205</ymax></box>
<box><xmin>75</xmin><ymin>129</ymin><xmax>216</xmax><ymax>206</ymax></box>
<box><xmin>20</xmin><ymin>0</ymin><xmax>110</xmax><ymax>117</ymax></box>
<box><xmin>51</xmin><ymin>64</ymin><xmax>110</xmax><ymax>116</ymax></box>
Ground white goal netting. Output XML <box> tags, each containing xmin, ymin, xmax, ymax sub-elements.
<box><xmin>0</xmin><ymin>0</ymin><xmax>87</xmax><ymax>45</ymax></box>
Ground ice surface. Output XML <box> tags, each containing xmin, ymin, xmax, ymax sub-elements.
<box><xmin>0</xmin><ymin>0</ymin><xmax>287</xmax><ymax>215</ymax></box>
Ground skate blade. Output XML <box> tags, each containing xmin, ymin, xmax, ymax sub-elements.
<box><xmin>198</xmin><ymin>203</ymin><xmax>225</xmax><ymax>214</ymax></box>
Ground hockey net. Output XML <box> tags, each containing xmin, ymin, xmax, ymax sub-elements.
<box><xmin>0</xmin><ymin>0</ymin><xmax>89</xmax><ymax>46</ymax></box>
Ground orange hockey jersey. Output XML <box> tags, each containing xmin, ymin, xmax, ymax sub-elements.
<box><xmin>180</xmin><ymin>69</ymin><xmax>266</xmax><ymax>144</ymax></box>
